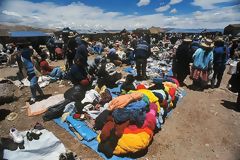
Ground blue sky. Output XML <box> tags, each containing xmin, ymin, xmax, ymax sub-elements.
<box><xmin>0</xmin><ymin>0</ymin><xmax>239</xmax><ymax>29</ymax></box>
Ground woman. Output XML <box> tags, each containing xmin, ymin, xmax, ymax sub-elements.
<box><xmin>39</xmin><ymin>52</ymin><xmax>63</xmax><ymax>79</ymax></box>
<box><xmin>191</xmin><ymin>39</ymin><xmax>214</xmax><ymax>90</ymax></box>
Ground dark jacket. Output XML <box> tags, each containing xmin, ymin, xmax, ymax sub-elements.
<box><xmin>75</xmin><ymin>43</ymin><xmax>88</xmax><ymax>64</ymax></box>
<box><xmin>134</xmin><ymin>40</ymin><xmax>151</xmax><ymax>59</ymax></box>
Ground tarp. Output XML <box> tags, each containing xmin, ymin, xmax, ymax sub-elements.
<box><xmin>9</xmin><ymin>31</ymin><xmax>49</xmax><ymax>37</ymax></box>
<box><xmin>4</xmin><ymin>129</ymin><xmax>66</xmax><ymax>160</ymax></box>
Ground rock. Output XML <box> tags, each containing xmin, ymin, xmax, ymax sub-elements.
<box><xmin>205</xmin><ymin>144</ymin><xmax>210</xmax><ymax>147</ymax></box>
<box><xmin>0</xmin><ymin>79</ymin><xmax>16</xmax><ymax>105</ymax></box>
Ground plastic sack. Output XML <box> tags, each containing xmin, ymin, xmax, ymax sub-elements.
<box><xmin>227</xmin><ymin>60</ymin><xmax>238</xmax><ymax>75</ymax></box>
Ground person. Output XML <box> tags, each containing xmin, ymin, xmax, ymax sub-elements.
<box><xmin>75</xmin><ymin>36</ymin><xmax>89</xmax><ymax>65</ymax></box>
<box><xmin>39</xmin><ymin>52</ymin><xmax>63</xmax><ymax>79</ymax></box>
<box><xmin>54</xmin><ymin>45</ymin><xmax>63</xmax><ymax>60</ymax></box>
<box><xmin>20</xmin><ymin>42</ymin><xmax>44</xmax><ymax>104</ymax></box>
<box><xmin>46</xmin><ymin>36</ymin><xmax>56</xmax><ymax>61</ymax></box>
<box><xmin>134</xmin><ymin>37</ymin><xmax>151</xmax><ymax>80</ymax></box>
<box><xmin>236</xmin><ymin>61</ymin><xmax>240</xmax><ymax>106</ymax></box>
<box><xmin>120</xmin><ymin>74</ymin><xmax>135</xmax><ymax>94</ymax></box>
<box><xmin>64</xmin><ymin>53</ymin><xmax>92</xmax><ymax>113</ymax></box>
<box><xmin>67</xmin><ymin>53</ymin><xmax>91</xmax><ymax>87</ymax></box>
<box><xmin>66</xmin><ymin>32</ymin><xmax>78</xmax><ymax>70</ymax></box>
<box><xmin>96</xmin><ymin>60</ymin><xmax>122</xmax><ymax>88</ymax></box>
<box><xmin>229</xmin><ymin>38</ymin><xmax>238</xmax><ymax>59</ymax></box>
<box><xmin>107</xmin><ymin>44</ymin><xmax>122</xmax><ymax>66</ymax></box>
<box><xmin>191</xmin><ymin>39</ymin><xmax>214</xmax><ymax>90</ymax></box>
<box><xmin>211</xmin><ymin>37</ymin><xmax>227</xmax><ymax>88</ymax></box>
<box><xmin>175</xmin><ymin>38</ymin><xmax>192</xmax><ymax>86</ymax></box>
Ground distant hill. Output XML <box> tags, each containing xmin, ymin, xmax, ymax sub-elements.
<box><xmin>0</xmin><ymin>24</ymin><xmax>56</xmax><ymax>36</ymax></box>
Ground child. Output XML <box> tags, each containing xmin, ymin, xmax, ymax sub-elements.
<box><xmin>120</xmin><ymin>74</ymin><xmax>135</xmax><ymax>94</ymax></box>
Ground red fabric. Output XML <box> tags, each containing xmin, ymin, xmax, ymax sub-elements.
<box><xmin>100</xmin><ymin>116</ymin><xmax>129</xmax><ymax>141</ymax></box>
<box><xmin>123</xmin><ymin>127</ymin><xmax>153</xmax><ymax>136</ymax></box>
<box><xmin>80</xmin><ymin>78</ymin><xmax>90</xmax><ymax>86</ymax></box>
<box><xmin>55</xmin><ymin>47</ymin><xmax>63</xmax><ymax>55</ymax></box>
<box><xmin>168</xmin><ymin>87</ymin><xmax>176</xmax><ymax>101</ymax></box>
<box><xmin>100</xmin><ymin>120</ymin><xmax>115</xmax><ymax>141</ymax></box>
<box><xmin>40</xmin><ymin>60</ymin><xmax>53</xmax><ymax>75</ymax></box>
<box><xmin>73</xmin><ymin>113</ymin><xmax>81</xmax><ymax>119</ymax></box>
<box><xmin>192</xmin><ymin>68</ymin><xmax>208</xmax><ymax>82</ymax></box>
<box><xmin>136</xmin><ymin>84</ymin><xmax>146</xmax><ymax>90</ymax></box>
<box><xmin>170</xmin><ymin>77</ymin><xmax>180</xmax><ymax>87</ymax></box>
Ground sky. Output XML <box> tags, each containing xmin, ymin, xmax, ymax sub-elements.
<box><xmin>0</xmin><ymin>0</ymin><xmax>239</xmax><ymax>30</ymax></box>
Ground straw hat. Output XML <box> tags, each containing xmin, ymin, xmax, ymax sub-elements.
<box><xmin>68</xmin><ymin>32</ymin><xmax>78</xmax><ymax>38</ymax></box>
<box><xmin>215</xmin><ymin>37</ymin><xmax>224</xmax><ymax>42</ymax></box>
<box><xmin>232</xmin><ymin>38</ymin><xmax>239</xmax><ymax>42</ymax></box>
<box><xmin>201</xmin><ymin>39</ymin><xmax>214</xmax><ymax>48</ymax></box>
<box><xmin>183</xmin><ymin>38</ymin><xmax>192</xmax><ymax>42</ymax></box>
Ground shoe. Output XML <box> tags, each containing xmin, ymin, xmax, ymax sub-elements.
<box><xmin>9</xmin><ymin>128</ymin><xmax>23</xmax><ymax>143</ymax></box>
<box><xmin>29</xmin><ymin>98</ymin><xmax>36</xmax><ymax>105</ymax></box>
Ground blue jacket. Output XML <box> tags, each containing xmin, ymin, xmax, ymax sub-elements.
<box><xmin>134</xmin><ymin>40</ymin><xmax>151</xmax><ymax>59</ymax></box>
<box><xmin>213</xmin><ymin>47</ymin><xmax>227</xmax><ymax>65</ymax></box>
<box><xmin>193</xmin><ymin>48</ymin><xmax>213</xmax><ymax>70</ymax></box>
<box><xmin>21</xmin><ymin>48</ymin><xmax>35</xmax><ymax>77</ymax></box>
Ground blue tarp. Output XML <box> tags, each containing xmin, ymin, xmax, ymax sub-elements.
<box><xmin>9</xmin><ymin>31</ymin><xmax>49</xmax><ymax>37</ymax></box>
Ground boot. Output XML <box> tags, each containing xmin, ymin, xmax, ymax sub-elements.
<box><xmin>211</xmin><ymin>78</ymin><xmax>215</xmax><ymax>89</ymax></box>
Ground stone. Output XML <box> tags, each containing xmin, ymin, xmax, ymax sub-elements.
<box><xmin>0</xmin><ymin>79</ymin><xmax>16</xmax><ymax>105</ymax></box>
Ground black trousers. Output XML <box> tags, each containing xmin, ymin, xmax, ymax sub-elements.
<box><xmin>136</xmin><ymin>59</ymin><xmax>147</xmax><ymax>78</ymax></box>
<box><xmin>211</xmin><ymin>64</ymin><xmax>225</xmax><ymax>87</ymax></box>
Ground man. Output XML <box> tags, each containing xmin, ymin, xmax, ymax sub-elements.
<box><xmin>20</xmin><ymin>43</ymin><xmax>44</xmax><ymax>104</ymax></box>
<box><xmin>134</xmin><ymin>37</ymin><xmax>151</xmax><ymax>80</ymax></box>
<box><xmin>75</xmin><ymin>36</ymin><xmax>89</xmax><ymax>65</ymax></box>
<box><xmin>65</xmin><ymin>53</ymin><xmax>92</xmax><ymax>102</ymax></box>
<box><xmin>46</xmin><ymin>36</ymin><xmax>56</xmax><ymax>61</ymax></box>
<box><xmin>175</xmin><ymin>38</ymin><xmax>192</xmax><ymax>86</ymax></box>
<box><xmin>211</xmin><ymin>37</ymin><xmax>227</xmax><ymax>88</ymax></box>
<box><xmin>107</xmin><ymin>44</ymin><xmax>122</xmax><ymax>66</ymax></box>
<box><xmin>66</xmin><ymin>32</ymin><xmax>78</xmax><ymax>70</ymax></box>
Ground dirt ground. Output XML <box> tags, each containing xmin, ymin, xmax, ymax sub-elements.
<box><xmin>0</xmin><ymin>60</ymin><xmax>240</xmax><ymax>160</ymax></box>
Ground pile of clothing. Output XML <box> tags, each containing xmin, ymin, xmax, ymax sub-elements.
<box><xmin>41</xmin><ymin>75</ymin><xmax>184</xmax><ymax>159</ymax></box>
<box><xmin>93</xmin><ymin>76</ymin><xmax>183</xmax><ymax>158</ymax></box>
<box><xmin>124</xmin><ymin>57</ymin><xmax>173</xmax><ymax>79</ymax></box>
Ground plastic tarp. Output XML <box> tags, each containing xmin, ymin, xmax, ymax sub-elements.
<box><xmin>4</xmin><ymin>129</ymin><xmax>66</xmax><ymax>160</ymax></box>
<box><xmin>9</xmin><ymin>31</ymin><xmax>49</xmax><ymax>37</ymax></box>
<box><xmin>54</xmin><ymin>118</ymin><xmax>133</xmax><ymax>160</ymax></box>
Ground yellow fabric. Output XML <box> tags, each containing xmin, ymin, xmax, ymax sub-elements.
<box><xmin>163</xmin><ymin>86</ymin><xmax>174</xmax><ymax>108</ymax></box>
<box><xmin>163</xmin><ymin>82</ymin><xmax>178</xmax><ymax>89</ymax></box>
<box><xmin>97</xmin><ymin>132</ymin><xmax>152</xmax><ymax>155</ymax></box>
<box><xmin>132</xmin><ymin>89</ymin><xmax>161</xmax><ymax>111</ymax></box>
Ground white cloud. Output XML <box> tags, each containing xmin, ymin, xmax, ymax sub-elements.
<box><xmin>170</xmin><ymin>8</ymin><xmax>177</xmax><ymax>14</ymax></box>
<box><xmin>169</xmin><ymin>0</ymin><xmax>183</xmax><ymax>5</ymax></box>
<box><xmin>137</xmin><ymin>0</ymin><xmax>150</xmax><ymax>7</ymax></box>
<box><xmin>156</xmin><ymin>0</ymin><xmax>182</xmax><ymax>13</ymax></box>
<box><xmin>0</xmin><ymin>1</ymin><xmax>239</xmax><ymax>30</ymax></box>
<box><xmin>155</xmin><ymin>4</ymin><xmax>171</xmax><ymax>12</ymax></box>
<box><xmin>191</xmin><ymin>0</ymin><xmax>235</xmax><ymax>9</ymax></box>
<box><xmin>2</xmin><ymin>10</ymin><xmax>22</xmax><ymax>17</ymax></box>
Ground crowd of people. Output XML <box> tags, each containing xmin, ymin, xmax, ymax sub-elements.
<box><xmin>0</xmin><ymin>30</ymin><xmax>239</xmax><ymax>107</ymax></box>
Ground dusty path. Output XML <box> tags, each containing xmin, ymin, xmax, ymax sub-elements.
<box><xmin>0</xmin><ymin>61</ymin><xmax>239</xmax><ymax>160</ymax></box>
